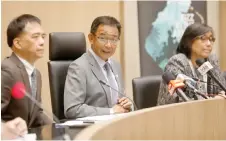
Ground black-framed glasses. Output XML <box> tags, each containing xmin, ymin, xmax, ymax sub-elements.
<box><xmin>94</xmin><ymin>34</ymin><xmax>119</xmax><ymax>45</ymax></box>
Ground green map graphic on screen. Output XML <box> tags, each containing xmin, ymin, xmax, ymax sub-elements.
<box><xmin>145</xmin><ymin>1</ymin><xmax>197</xmax><ymax>70</ymax></box>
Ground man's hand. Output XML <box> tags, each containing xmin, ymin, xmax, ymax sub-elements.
<box><xmin>112</xmin><ymin>104</ymin><xmax>129</xmax><ymax>114</ymax></box>
<box><xmin>118</xmin><ymin>97</ymin><xmax>132</xmax><ymax>110</ymax></box>
<box><xmin>1</xmin><ymin>117</ymin><xmax>28</xmax><ymax>140</ymax></box>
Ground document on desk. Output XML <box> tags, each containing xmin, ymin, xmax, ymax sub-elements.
<box><xmin>57</xmin><ymin>114</ymin><xmax>126</xmax><ymax>127</ymax></box>
<box><xmin>56</xmin><ymin>120</ymin><xmax>91</xmax><ymax>127</ymax></box>
<box><xmin>76</xmin><ymin>113</ymin><xmax>124</xmax><ymax>121</ymax></box>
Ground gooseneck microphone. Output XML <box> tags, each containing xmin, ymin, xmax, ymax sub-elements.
<box><xmin>176</xmin><ymin>74</ymin><xmax>208</xmax><ymax>99</ymax></box>
<box><xmin>99</xmin><ymin>80</ymin><xmax>138</xmax><ymax>111</ymax></box>
<box><xmin>192</xmin><ymin>77</ymin><xmax>220</xmax><ymax>88</ymax></box>
<box><xmin>162</xmin><ymin>72</ymin><xmax>190</xmax><ymax>102</ymax></box>
<box><xmin>11</xmin><ymin>82</ymin><xmax>60</xmax><ymax>123</ymax></box>
<box><xmin>196</xmin><ymin>59</ymin><xmax>226</xmax><ymax>92</ymax></box>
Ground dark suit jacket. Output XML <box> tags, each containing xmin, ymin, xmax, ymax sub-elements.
<box><xmin>1</xmin><ymin>53</ymin><xmax>51</xmax><ymax>128</ymax></box>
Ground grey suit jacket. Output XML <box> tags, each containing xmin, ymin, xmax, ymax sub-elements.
<box><xmin>64</xmin><ymin>51</ymin><xmax>124</xmax><ymax>119</ymax></box>
<box><xmin>1</xmin><ymin>53</ymin><xmax>51</xmax><ymax>128</ymax></box>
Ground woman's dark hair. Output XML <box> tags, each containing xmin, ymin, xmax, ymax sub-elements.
<box><xmin>90</xmin><ymin>16</ymin><xmax>121</xmax><ymax>36</ymax></box>
<box><xmin>176</xmin><ymin>23</ymin><xmax>214</xmax><ymax>58</ymax></box>
<box><xmin>7</xmin><ymin>14</ymin><xmax>41</xmax><ymax>48</ymax></box>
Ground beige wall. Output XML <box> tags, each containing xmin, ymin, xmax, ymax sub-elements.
<box><xmin>207</xmin><ymin>1</ymin><xmax>226</xmax><ymax>70</ymax></box>
<box><xmin>1</xmin><ymin>1</ymin><xmax>122</xmax><ymax>114</ymax></box>
<box><xmin>207</xmin><ymin>1</ymin><xmax>220</xmax><ymax>57</ymax></box>
<box><xmin>220</xmin><ymin>1</ymin><xmax>226</xmax><ymax>70</ymax></box>
<box><xmin>123</xmin><ymin>1</ymin><xmax>140</xmax><ymax>99</ymax></box>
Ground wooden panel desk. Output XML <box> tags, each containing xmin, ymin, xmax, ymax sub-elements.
<box><xmin>75</xmin><ymin>99</ymin><xmax>226</xmax><ymax>140</ymax></box>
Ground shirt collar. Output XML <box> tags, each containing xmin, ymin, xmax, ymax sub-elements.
<box><xmin>15</xmin><ymin>54</ymin><xmax>35</xmax><ymax>76</ymax></box>
<box><xmin>89</xmin><ymin>48</ymin><xmax>111</xmax><ymax>68</ymax></box>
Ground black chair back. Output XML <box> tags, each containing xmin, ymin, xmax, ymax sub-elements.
<box><xmin>132</xmin><ymin>75</ymin><xmax>161</xmax><ymax>109</ymax></box>
<box><xmin>48</xmin><ymin>32</ymin><xmax>86</xmax><ymax>120</ymax></box>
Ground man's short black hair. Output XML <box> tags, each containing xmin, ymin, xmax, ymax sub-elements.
<box><xmin>90</xmin><ymin>16</ymin><xmax>121</xmax><ymax>37</ymax></box>
<box><xmin>7</xmin><ymin>14</ymin><xmax>41</xmax><ymax>48</ymax></box>
<box><xmin>176</xmin><ymin>23</ymin><xmax>214</xmax><ymax>58</ymax></box>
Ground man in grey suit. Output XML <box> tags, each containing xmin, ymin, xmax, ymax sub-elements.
<box><xmin>64</xmin><ymin>16</ymin><xmax>132</xmax><ymax>119</ymax></box>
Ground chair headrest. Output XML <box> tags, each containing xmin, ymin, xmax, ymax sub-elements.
<box><xmin>49</xmin><ymin>32</ymin><xmax>86</xmax><ymax>61</ymax></box>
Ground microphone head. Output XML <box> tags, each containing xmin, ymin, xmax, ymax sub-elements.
<box><xmin>162</xmin><ymin>72</ymin><xmax>176</xmax><ymax>84</ymax></box>
<box><xmin>195</xmin><ymin>59</ymin><xmax>205</xmax><ymax>67</ymax></box>
<box><xmin>11</xmin><ymin>82</ymin><xmax>26</xmax><ymax>99</ymax></box>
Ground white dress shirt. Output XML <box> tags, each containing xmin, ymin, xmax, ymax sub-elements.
<box><xmin>16</xmin><ymin>54</ymin><xmax>35</xmax><ymax>87</ymax></box>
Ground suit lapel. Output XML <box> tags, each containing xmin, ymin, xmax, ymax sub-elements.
<box><xmin>10</xmin><ymin>53</ymin><xmax>33</xmax><ymax>126</ymax></box>
<box><xmin>11</xmin><ymin>53</ymin><xmax>32</xmax><ymax>93</ymax></box>
<box><xmin>86</xmin><ymin>52</ymin><xmax>112</xmax><ymax>107</ymax></box>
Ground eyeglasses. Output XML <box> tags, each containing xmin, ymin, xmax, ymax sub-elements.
<box><xmin>195</xmin><ymin>35</ymin><xmax>216</xmax><ymax>44</ymax></box>
<box><xmin>94</xmin><ymin>35</ymin><xmax>119</xmax><ymax>45</ymax></box>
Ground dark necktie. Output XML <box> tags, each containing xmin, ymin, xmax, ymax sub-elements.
<box><xmin>31</xmin><ymin>69</ymin><xmax>37</xmax><ymax>98</ymax></box>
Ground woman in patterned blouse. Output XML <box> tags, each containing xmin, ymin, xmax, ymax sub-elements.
<box><xmin>157</xmin><ymin>23</ymin><xmax>226</xmax><ymax>105</ymax></box>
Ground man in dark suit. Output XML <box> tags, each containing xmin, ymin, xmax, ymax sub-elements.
<box><xmin>64</xmin><ymin>16</ymin><xmax>132</xmax><ymax>119</ymax></box>
<box><xmin>1</xmin><ymin>14</ymin><xmax>51</xmax><ymax>128</ymax></box>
